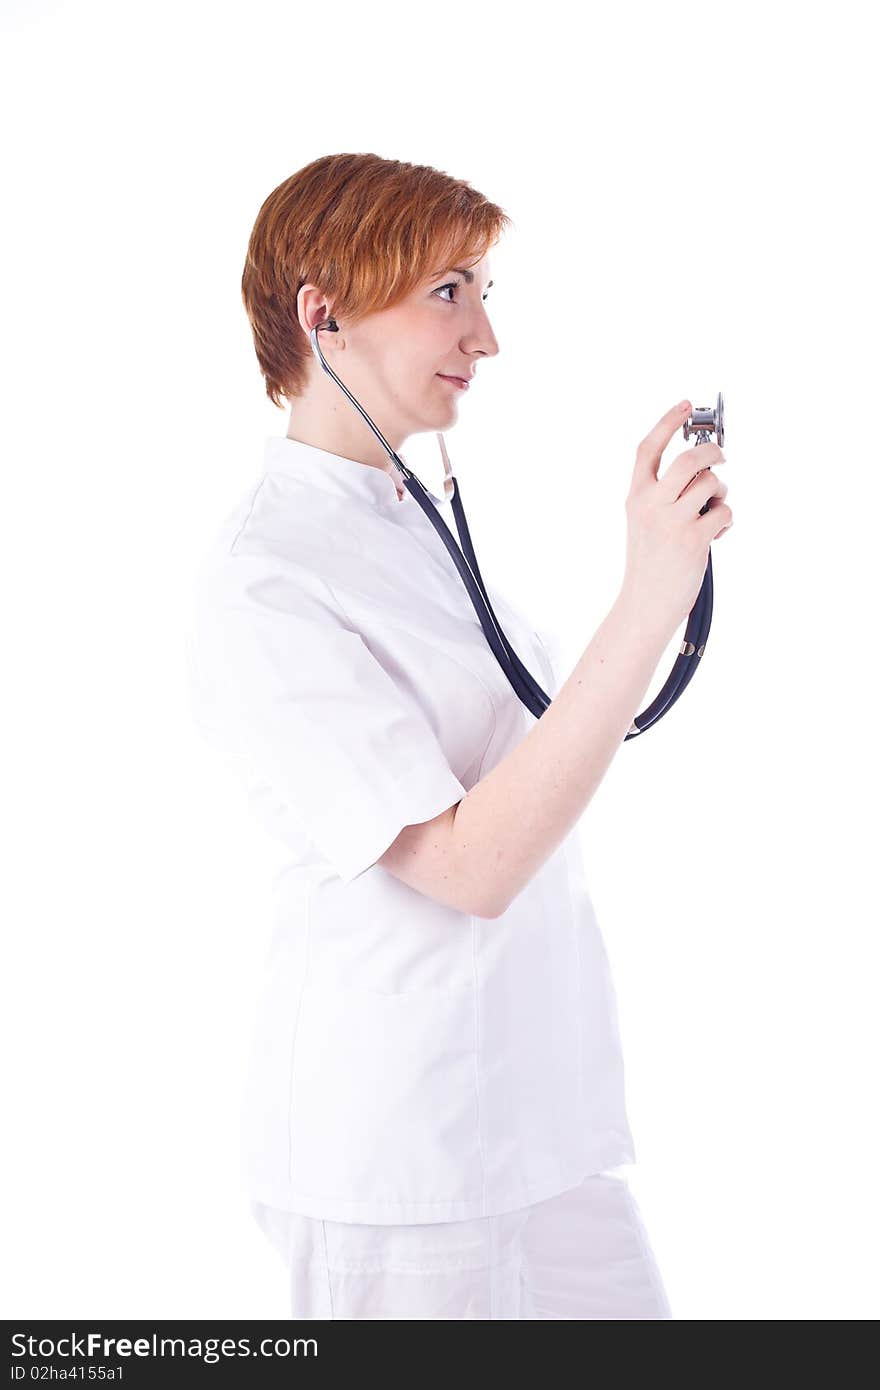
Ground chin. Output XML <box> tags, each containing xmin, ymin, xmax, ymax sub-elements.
<box><xmin>417</xmin><ymin>402</ymin><xmax>457</xmax><ymax>432</ymax></box>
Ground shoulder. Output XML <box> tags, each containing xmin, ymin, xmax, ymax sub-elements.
<box><xmin>194</xmin><ymin>538</ymin><xmax>344</xmax><ymax>649</ymax></box>
<box><xmin>195</xmin><ymin>475</ymin><xmax>351</xmax><ymax>613</ymax></box>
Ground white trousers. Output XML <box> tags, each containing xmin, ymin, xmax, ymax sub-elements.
<box><xmin>250</xmin><ymin>1169</ymin><xmax>673</xmax><ymax>1319</ymax></box>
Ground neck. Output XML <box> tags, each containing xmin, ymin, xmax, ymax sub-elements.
<box><xmin>285</xmin><ymin>372</ymin><xmax>409</xmax><ymax>488</ymax></box>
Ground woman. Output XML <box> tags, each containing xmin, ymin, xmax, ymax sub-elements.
<box><xmin>188</xmin><ymin>153</ymin><xmax>731</xmax><ymax>1319</ymax></box>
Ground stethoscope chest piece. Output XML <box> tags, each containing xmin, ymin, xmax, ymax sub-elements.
<box><xmin>684</xmin><ymin>391</ymin><xmax>724</xmax><ymax>447</ymax></box>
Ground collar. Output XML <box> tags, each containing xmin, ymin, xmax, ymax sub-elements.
<box><xmin>262</xmin><ymin>435</ymin><xmax>414</xmax><ymax>510</ymax></box>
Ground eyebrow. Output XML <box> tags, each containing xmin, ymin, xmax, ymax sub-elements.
<box><xmin>434</xmin><ymin>266</ymin><xmax>494</xmax><ymax>290</ymax></box>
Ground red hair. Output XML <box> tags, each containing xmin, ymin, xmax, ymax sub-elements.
<box><xmin>241</xmin><ymin>152</ymin><xmax>513</xmax><ymax>408</ymax></box>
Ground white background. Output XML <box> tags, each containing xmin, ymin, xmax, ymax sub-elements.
<box><xmin>2</xmin><ymin>0</ymin><xmax>877</xmax><ymax>1321</ymax></box>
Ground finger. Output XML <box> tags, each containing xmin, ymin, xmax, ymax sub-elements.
<box><xmin>678</xmin><ymin>471</ymin><xmax>728</xmax><ymax>507</ymax></box>
<box><xmin>701</xmin><ymin>497</ymin><xmax>733</xmax><ymax>538</ymax></box>
<box><xmin>661</xmin><ymin>442</ymin><xmax>725</xmax><ymax>497</ymax></box>
<box><xmin>634</xmin><ymin>400</ymin><xmax>692</xmax><ymax>485</ymax></box>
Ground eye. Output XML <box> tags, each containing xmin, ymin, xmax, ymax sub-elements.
<box><xmin>434</xmin><ymin>281</ymin><xmax>459</xmax><ymax>303</ymax></box>
<box><xmin>434</xmin><ymin>280</ymin><xmax>492</xmax><ymax>305</ymax></box>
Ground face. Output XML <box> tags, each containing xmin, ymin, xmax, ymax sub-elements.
<box><xmin>305</xmin><ymin>251</ymin><xmax>499</xmax><ymax>445</ymax></box>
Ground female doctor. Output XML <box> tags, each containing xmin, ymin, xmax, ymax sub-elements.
<box><xmin>189</xmin><ymin>152</ymin><xmax>733</xmax><ymax>1320</ymax></box>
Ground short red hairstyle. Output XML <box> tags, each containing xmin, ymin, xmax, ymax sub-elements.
<box><xmin>240</xmin><ymin>152</ymin><xmax>513</xmax><ymax>408</ymax></box>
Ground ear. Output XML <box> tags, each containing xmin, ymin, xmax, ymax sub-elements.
<box><xmin>296</xmin><ymin>282</ymin><xmax>339</xmax><ymax>337</ymax></box>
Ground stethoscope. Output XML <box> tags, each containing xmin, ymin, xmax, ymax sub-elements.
<box><xmin>310</xmin><ymin>318</ymin><xmax>724</xmax><ymax>739</ymax></box>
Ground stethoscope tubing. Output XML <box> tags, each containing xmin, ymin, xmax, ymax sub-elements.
<box><xmin>309</xmin><ymin>320</ymin><xmax>714</xmax><ymax>736</ymax></box>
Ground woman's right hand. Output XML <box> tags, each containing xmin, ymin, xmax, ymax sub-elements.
<box><xmin>619</xmin><ymin>399</ymin><xmax>733</xmax><ymax>636</ymax></box>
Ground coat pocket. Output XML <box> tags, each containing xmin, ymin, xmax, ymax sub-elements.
<box><xmin>287</xmin><ymin>981</ymin><xmax>484</xmax><ymax>1207</ymax></box>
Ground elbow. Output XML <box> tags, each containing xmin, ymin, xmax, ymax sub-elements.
<box><xmin>469</xmin><ymin>884</ymin><xmax>509</xmax><ymax>921</ymax></box>
<box><xmin>469</xmin><ymin>898</ymin><xmax>502</xmax><ymax>921</ymax></box>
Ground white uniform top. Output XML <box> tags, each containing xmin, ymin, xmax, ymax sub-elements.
<box><xmin>187</xmin><ymin>434</ymin><xmax>636</xmax><ymax>1225</ymax></box>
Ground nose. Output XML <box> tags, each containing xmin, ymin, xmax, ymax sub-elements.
<box><xmin>461</xmin><ymin>301</ymin><xmax>500</xmax><ymax>359</ymax></box>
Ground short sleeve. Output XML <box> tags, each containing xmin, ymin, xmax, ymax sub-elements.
<box><xmin>187</xmin><ymin>549</ymin><xmax>468</xmax><ymax>885</ymax></box>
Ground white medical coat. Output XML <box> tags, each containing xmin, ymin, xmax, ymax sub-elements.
<box><xmin>187</xmin><ymin>435</ymin><xmax>636</xmax><ymax>1225</ymax></box>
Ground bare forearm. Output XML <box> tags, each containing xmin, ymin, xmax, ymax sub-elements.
<box><xmin>452</xmin><ymin>592</ymin><xmax>675</xmax><ymax>917</ymax></box>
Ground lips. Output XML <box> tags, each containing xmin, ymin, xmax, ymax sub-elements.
<box><xmin>437</xmin><ymin>374</ymin><xmax>470</xmax><ymax>390</ymax></box>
